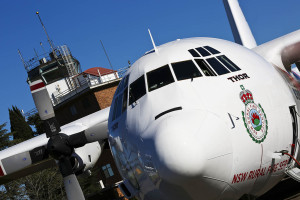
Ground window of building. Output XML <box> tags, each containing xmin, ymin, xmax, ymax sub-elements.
<box><xmin>70</xmin><ymin>105</ymin><xmax>77</xmax><ymax>116</ymax></box>
<box><xmin>102</xmin><ymin>164</ymin><xmax>114</xmax><ymax>178</ymax></box>
<box><xmin>171</xmin><ymin>60</ymin><xmax>202</xmax><ymax>81</ymax></box>
<box><xmin>206</xmin><ymin>57</ymin><xmax>230</xmax><ymax>75</ymax></box>
<box><xmin>195</xmin><ymin>59</ymin><xmax>216</xmax><ymax>76</ymax></box>
<box><xmin>196</xmin><ymin>47</ymin><xmax>211</xmax><ymax>57</ymax></box>
<box><xmin>217</xmin><ymin>55</ymin><xmax>241</xmax><ymax>72</ymax></box>
<box><xmin>188</xmin><ymin>49</ymin><xmax>201</xmax><ymax>57</ymax></box>
<box><xmin>82</xmin><ymin>97</ymin><xmax>90</xmax><ymax>109</ymax></box>
<box><xmin>203</xmin><ymin>46</ymin><xmax>220</xmax><ymax>54</ymax></box>
<box><xmin>122</xmin><ymin>87</ymin><xmax>128</xmax><ymax>113</ymax></box>
<box><xmin>129</xmin><ymin>75</ymin><xmax>146</xmax><ymax>105</ymax></box>
<box><xmin>147</xmin><ymin>65</ymin><xmax>175</xmax><ymax>92</ymax></box>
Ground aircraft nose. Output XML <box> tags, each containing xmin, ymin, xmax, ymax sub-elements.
<box><xmin>154</xmin><ymin>109</ymin><xmax>234</xmax><ymax>199</ymax></box>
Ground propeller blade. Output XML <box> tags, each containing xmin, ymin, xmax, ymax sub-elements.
<box><xmin>1</xmin><ymin>146</ymin><xmax>48</xmax><ymax>175</ymax></box>
<box><xmin>27</xmin><ymin>79</ymin><xmax>109</xmax><ymax>200</ymax></box>
<box><xmin>59</xmin><ymin>156</ymin><xmax>85</xmax><ymax>200</ymax></box>
<box><xmin>63</xmin><ymin>174</ymin><xmax>85</xmax><ymax>200</ymax></box>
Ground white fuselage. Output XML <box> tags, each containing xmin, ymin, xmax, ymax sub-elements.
<box><xmin>108</xmin><ymin>38</ymin><xmax>299</xmax><ymax>200</ymax></box>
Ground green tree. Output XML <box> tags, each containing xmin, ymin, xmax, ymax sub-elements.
<box><xmin>0</xmin><ymin>106</ymin><xmax>67</xmax><ymax>200</ymax></box>
<box><xmin>27</xmin><ymin>112</ymin><xmax>45</xmax><ymax>136</ymax></box>
<box><xmin>0</xmin><ymin>122</ymin><xmax>25</xmax><ymax>199</ymax></box>
<box><xmin>9</xmin><ymin>106</ymin><xmax>33</xmax><ymax>142</ymax></box>
<box><xmin>0</xmin><ymin>123</ymin><xmax>12</xmax><ymax>150</ymax></box>
<box><xmin>22</xmin><ymin>167</ymin><xmax>66</xmax><ymax>200</ymax></box>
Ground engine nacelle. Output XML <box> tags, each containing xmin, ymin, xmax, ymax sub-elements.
<box><xmin>70</xmin><ymin>141</ymin><xmax>102</xmax><ymax>175</ymax></box>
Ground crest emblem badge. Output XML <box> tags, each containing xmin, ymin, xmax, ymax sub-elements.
<box><xmin>240</xmin><ymin>85</ymin><xmax>268</xmax><ymax>143</ymax></box>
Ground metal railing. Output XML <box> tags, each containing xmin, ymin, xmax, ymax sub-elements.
<box><xmin>24</xmin><ymin>108</ymin><xmax>38</xmax><ymax>119</ymax></box>
<box><xmin>26</xmin><ymin>47</ymin><xmax>63</xmax><ymax>72</ymax></box>
<box><xmin>25</xmin><ymin>45</ymin><xmax>81</xmax><ymax>76</ymax></box>
<box><xmin>51</xmin><ymin>66</ymin><xmax>128</xmax><ymax>106</ymax></box>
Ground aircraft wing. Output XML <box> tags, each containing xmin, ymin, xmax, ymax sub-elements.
<box><xmin>0</xmin><ymin>107</ymin><xmax>110</xmax><ymax>184</ymax></box>
<box><xmin>253</xmin><ymin>30</ymin><xmax>300</xmax><ymax>72</ymax></box>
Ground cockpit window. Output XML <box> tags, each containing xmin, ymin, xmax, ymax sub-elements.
<box><xmin>112</xmin><ymin>96</ymin><xmax>118</xmax><ymax>121</ymax></box>
<box><xmin>123</xmin><ymin>75</ymin><xmax>129</xmax><ymax>88</ymax></box>
<box><xmin>188</xmin><ymin>49</ymin><xmax>201</xmax><ymax>57</ymax></box>
<box><xmin>217</xmin><ymin>55</ymin><xmax>241</xmax><ymax>72</ymax></box>
<box><xmin>171</xmin><ymin>60</ymin><xmax>202</xmax><ymax>81</ymax></box>
<box><xmin>112</xmin><ymin>74</ymin><xmax>130</xmax><ymax>121</ymax></box>
<box><xmin>203</xmin><ymin>46</ymin><xmax>220</xmax><ymax>54</ymax></box>
<box><xmin>129</xmin><ymin>75</ymin><xmax>146</xmax><ymax>105</ymax></box>
<box><xmin>195</xmin><ymin>59</ymin><xmax>216</xmax><ymax>76</ymax></box>
<box><xmin>206</xmin><ymin>57</ymin><xmax>230</xmax><ymax>75</ymax></box>
<box><xmin>115</xmin><ymin>94</ymin><xmax>123</xmax><ymax>119</ymax></box>
<box><xmin>122</xmin><ymin>87</ymin><xmax>128</xmax><ymax>113</ymax></box>
<box><xmin>115</xmin><ymin>82</ymin><xmax>122</xmax><ymax>95</ymax></box>
<box><xmin>112</xmin><ymin>94</ymin><xmax>123</xmax><ymax>121</ymax></box>
<box><xmin>147</xmin><ymin>65</ymin><xmax>175</xmax><ymax>92</ymax></box>
<box><xmin>196</xmin><ymin>47</ymin><xmax>211</xmax><ymax>57</ymax></box>
<box><xmin>187</xmin><ymin>46</ymin><xmax>242</xmax><ymax>76</ymax></box>
<box><xmin>115</xmin><ymin>75</ymin><xmax>127</xmax><ymax>95</ymax></box>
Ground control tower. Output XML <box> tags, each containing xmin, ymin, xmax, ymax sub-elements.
<box><xmin>23</xmin><ymin>45</ymin><xmax>81</xmax><ymax>98</ymax></box>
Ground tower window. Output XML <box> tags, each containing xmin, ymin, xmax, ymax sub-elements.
<box><xmin>70</xmin><ymin>105</ymin><xmax>77</xmax><ymax>116</ymax></box>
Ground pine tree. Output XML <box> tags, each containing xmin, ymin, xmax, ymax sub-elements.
<box><xmin>3</xmin><ymin>107</ymin><xmax>67</xmax><ymax>199</ymax></box>
<box><xmin>0</xmin><ymin>123</ymin><xmax>12</xmax><ymax>150</ymax></box>
<box><xmin>9</xmin><ymin>106</ymin><xmax>33</xmax><ymax>142</ymax></box>
<box><xmin>27</xmin><ymin>112</ymin><xmax>45</xmax><ymax>136</ymax></box>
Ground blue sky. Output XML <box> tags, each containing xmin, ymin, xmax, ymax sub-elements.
<box><xmin>0</xmin><ymin>0</ymin><xmax>299</xmax><ymax>129</ymax></box>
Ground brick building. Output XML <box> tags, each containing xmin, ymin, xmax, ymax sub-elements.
<box><xmin>53</xmin><ymin>67</ymin><xmax>122</xmax><ymax>125</ymax></box>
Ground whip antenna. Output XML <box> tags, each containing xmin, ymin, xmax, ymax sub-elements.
<box><xmin>148</xmin><ymin>29</ymin><xmax>158</xmax><ymax>53</ymax></box>
<box><xmin>36</xmin><ymin>11</ymin><xmax>56</xmax><ymax>57</ymax></box>
<box><xmin>100</xmin><ymin>40</ymin><xmax>114</xmax><ymax>70</ymax></box>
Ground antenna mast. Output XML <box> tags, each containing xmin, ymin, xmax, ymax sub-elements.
<box><xmin>100</xmin><ymin>40</ymin><xmax>114</xmax><ymax>70</ymax></box>
<box><xmin>36</xmin><ymin>11</ymin><xmax>56</xmax><ymax>57</ymax></box>
<box><xmin>18</xmin><ymin>49</ymin><xmax>28</xmax><ymax>71</ymax></box>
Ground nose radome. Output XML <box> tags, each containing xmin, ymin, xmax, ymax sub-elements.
<box><xmin>154</xmin><ymin>109</ymin><xmax>233</xmax><ymax>199</ymax></box>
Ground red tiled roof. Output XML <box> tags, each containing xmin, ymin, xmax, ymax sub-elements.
<box><xmin>83</xmin><ymin>67</ymin><xmax>116</xmax><ymax>77</ymax></box>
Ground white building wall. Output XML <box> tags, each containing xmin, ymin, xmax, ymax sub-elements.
<box><xmin>101</xmin><ymin>73</ymin><xmax>118</xmax><ymax>83</ymax></box>
<box><xmin>46</xmin><ymin>78</ymin><xmax>69</xmax><ymax>99</ymax></box>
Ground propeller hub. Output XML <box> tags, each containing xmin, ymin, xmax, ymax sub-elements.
<box><xmin>47</xmin><ymin>133</ymin><xmax>73</xmax><ymax>160</ymax></box>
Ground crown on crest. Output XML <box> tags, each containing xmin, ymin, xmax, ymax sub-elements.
<box><xmin>240</xmin><ymin>85</ymin><xmax>253</xmax><ymax>105</ymax></box>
